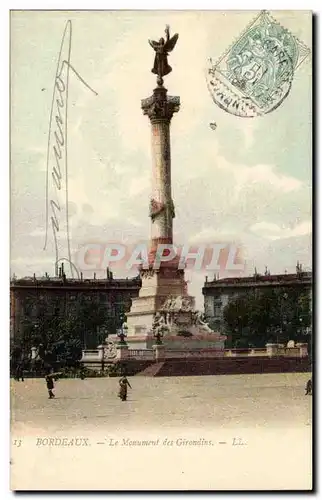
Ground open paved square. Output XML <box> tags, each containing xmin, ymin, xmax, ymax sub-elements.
<box><xmin>11</xmin><ymin>373</ymin><xmax>312</xmax><ymax>491</ymax></box>
<box><xmin>11</xmin><ymin>372</ymin><xmax>312</xmax><ymax>432</ymax></box>
<box><xmin>11</xmin><ymin>373</ymin><xmax>312</xmax><ymax>430</ymax></box>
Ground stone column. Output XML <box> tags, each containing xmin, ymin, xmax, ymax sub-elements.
<box><xmin>126</xmin><ymin>85</ymin><xmax>184</xmax><ymax>339</ymax></box>
<box><xmin>97</xmin><ymin>345</ymin><xmax>104</xmax><ymax>362</ymax></box>
<box><xmin>266</xmin><ymin>343</ymin><xmax>279</xmax><ymax>357</ymax></box>
<box><xmin>296</xmin><ymin>343</ymin><xmax>308</xmax><ymax>358</ymax></box>
<box><xmin>141</xmin><ymin>86</ymin><xmax>180</xmax><ymax>256</ymax></box>
<box><xmin>153</xmin><ymin>344</ymin><xmax>166</xmax><ymax>362</ymax></box>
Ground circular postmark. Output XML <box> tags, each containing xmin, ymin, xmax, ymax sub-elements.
<box><xmin>207</xmin><ymin>12</ymin><xmax>302</xmax><ymax>118</ymax></box>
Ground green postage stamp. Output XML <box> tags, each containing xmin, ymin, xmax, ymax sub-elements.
<box><xmin>207</xmin><ymin>10</ymin><xmax>311</xmax><ymax>117</ymax></box>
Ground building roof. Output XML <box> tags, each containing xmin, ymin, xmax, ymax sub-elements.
<box><xmin>10</xmin><ymin>275</ymin><xmax>142</xmax><ymax>291</ymax></box>
<box><xmin>203</xmin><ymin>271</ymin><xmax>312</xmax><ymax>291</ymax></box>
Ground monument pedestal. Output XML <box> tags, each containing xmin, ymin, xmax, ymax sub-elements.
<box><xmin>126</xmin><ymin>265</ymin><xmax>187</xmax><ymax>337</ymax></box>
<box><xmin>125</xmin><ymin>260</ymin><xmax>223</xmax><ymax>350</ymax></box>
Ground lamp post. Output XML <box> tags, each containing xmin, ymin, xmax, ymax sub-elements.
<box><xmin>33</xmin><ymin>320</ymin><xmax>39</xmax><ymax>346</ymax></box>
<box><xmin>100</xmin><ymin>326</ymin><xmax>111</xmax><ymax>374</ymax></box>
<box><xmin>298</xmin><ymin>317</ymin><xmax>303</xmax><ymax>340</ymax></box>
<box><xmin>117</xmin><ymin>321</ymin><xmax>128</xmax><ymax>345</ymax></box>
<box><xmin>279</xmin><ymin>292</ymin><xmax>288</xmax><ymax>345</ymax></box>
<box><xmin>97</xmin><ymin>326</ymin><xmax>109</xmax><ymax>346</ymax></box>
<box><xmin>33</xmin><ymin>322</ymin><xmax>39</xmax><ymax>346</ymax></box>
<box><xmin>237</xmin><ymin>315</ymin><xmax>242</xmax><ymax>348</ymax></box>
<box><xmin>102</xmin><ymin>327</ymin><xmax>109</xmax><ymax>344</ymax></box>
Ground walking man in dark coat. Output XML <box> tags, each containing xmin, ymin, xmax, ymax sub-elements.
<box><xmin>305</xmin><ymin>378</ymin><xmax>312</xmax><ymax>395</ymax></box>
<box><xmin>118</xmin><ymin>375</ymin><xmax>132</xmax><ymax>401</ymax></box>
<box><xmin>45</xmin><ymin>374</ymin><xmax>55</xmax><ymax>399</ymax></box>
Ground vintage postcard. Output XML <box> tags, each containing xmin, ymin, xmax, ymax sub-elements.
<box><xmin>10</xmin><ymin>10</ymin><xmax>312</xmax><ymax>491</ymax></box>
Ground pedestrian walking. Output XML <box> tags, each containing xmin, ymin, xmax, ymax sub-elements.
<box><xmin>45</xmin><ymin>374</ymin><xmax>55</xmax><ymax>399</ymax></box>
<box><xmin>16</xmin><ymin>364</ymin><xmax>24</xmax><ymax>382</ymax></box>
<box><xmin>305</xmin><ymin>378</ymin><xmax>312</xmax><ymax>395</ymax></box>
<box><xmin>118</xmin><ymin>375</ymin><xmax>132</xmax><ymax>401</ymax></box>
<box><xmin>79</xmin><ymin>366</ymin><xmax>86</xmax><ymax>380</ymax></box>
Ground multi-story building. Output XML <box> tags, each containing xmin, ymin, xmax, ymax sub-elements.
<box><xmin>10</xmin><ymin>265</ymin><xmax>141</xmax><ymax>347</ymax></box>
<box><xmin>202</xmin><ymin>265</ymin><xmax>312</xmax><ymax>334</ymax></box>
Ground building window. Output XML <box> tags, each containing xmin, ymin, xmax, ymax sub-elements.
<box><xmin>214</xmin><ymin>305</ymin><xmax>222</xmax><ymax>314</ymax></box>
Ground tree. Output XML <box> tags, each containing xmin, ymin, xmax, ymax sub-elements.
<box><xmin>223</xmin><ymin>287</ymin><xmax>311</xmax><ymax>348</ymax></box>
<box><xmin>15</xmin><ymin>292</ymin><xmax>119</xmax><ymax>371</ymax></box>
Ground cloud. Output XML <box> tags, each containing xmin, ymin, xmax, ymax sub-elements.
<box><xmin>289</xmin><ymin>220</ymin><xmax>312</xmax><ymax>237</ymax></box>
<box><xmin>234</xmin><ymin>163</ymin><xmax>302</xmax><ymax>193</ymax></box>
<box><xmin>234</xmin><ymin>119</ymin><xmax>259</xmax><ymax>150</ymax></box>
<box><xmin>250</xmin><ymin>220</ymin><xmax>312</xmax><ymax>241</ymax></box>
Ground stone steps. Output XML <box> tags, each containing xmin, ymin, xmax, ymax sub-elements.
<box><xmin>155</xmin><ymin>357</ymin><xmax>310</xmax><ymax>377</ymax></box>
<box><xmin>136</xmin><ymin>362</ymin><xmax>165</xmax><ymax>377</ymax></box>
<box><xmin>123</xmin><ymin>357</ymin><xmax>310</xmax><ymax>377</ymax></box>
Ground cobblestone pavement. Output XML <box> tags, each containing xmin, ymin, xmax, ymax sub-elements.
<box><xmin>11</xmin><ymin>372</ymin><xmax>312</xmax><ymax>432</ymax></box>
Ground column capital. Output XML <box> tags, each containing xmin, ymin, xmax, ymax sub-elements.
<box><xmin>141</xmin><ymin>86</ymin><xmax>180</xmax><ymax>123</ymax></box>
